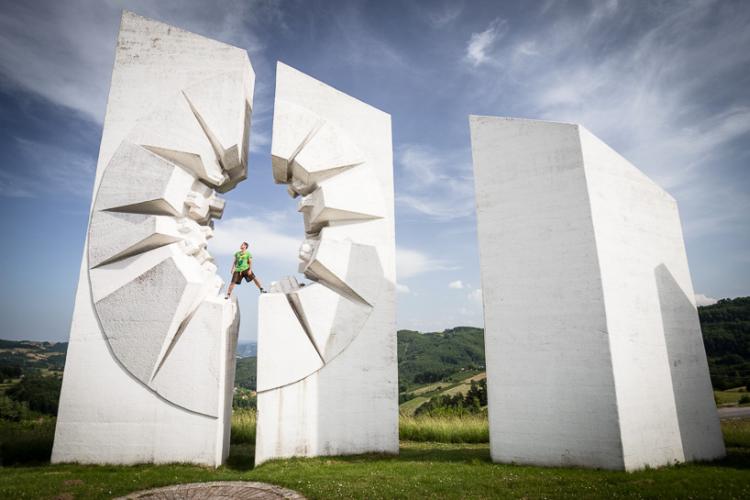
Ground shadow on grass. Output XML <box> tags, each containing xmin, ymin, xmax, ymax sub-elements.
<box><xmin>709</xmin><ymin>447</ymin><xmax>750</xmax><ymax>470</ymax></box>
<box><xmin>225</xmin><ymin>443</ymin><xmax>255</xmax><ymax>471</ymax></box>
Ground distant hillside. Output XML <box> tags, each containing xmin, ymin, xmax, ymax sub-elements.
<box><xmin>700</xmin><ymin>297</ymin><xmax>750</xmax><ymax>389</ymax></box>
<box><xmin>398</xmin><ymin>327</ymin><xmax>485</xmax><ymax>392</ymax></box>
<box><xmin>234</xmin><ymin>357</ymin><xmax>257</xmax><ymax>390</ymax></box>
<box><xmin>0</xmin><ymin>340</ymin><xmax>67</xmax><ymax>375</ymax></box>
<box><xmin>2</xmin><ymin>297</ymin><xmax>748</xmax><ymax>397</ymax></box>
<box><xmin>236</xmin><ymin>342</ymin><xmax>257</xmax><ymax>358</ymax></box>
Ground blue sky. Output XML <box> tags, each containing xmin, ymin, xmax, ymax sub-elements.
<box><xmin>1</xmin><ymin>0</ymin><xmax>748</xmax><ymax>342</ymax></box>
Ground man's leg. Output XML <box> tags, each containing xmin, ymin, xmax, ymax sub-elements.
<box><xmin>225</xmin><ymin>282</ymin><xmax>236</xmax><ymax>298</ymax></box>
<box><xmin>252</xmin><ymin>275</ymin><xmax>264</xmax><ymax>291</ymax></box>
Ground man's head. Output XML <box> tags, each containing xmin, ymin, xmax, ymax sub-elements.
<box><xmin>240</xmin><ymin>242</ymin><xmax>248</xmax><ymax>251</ymax></box>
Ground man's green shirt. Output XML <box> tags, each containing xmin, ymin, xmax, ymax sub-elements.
<box><xmin>234</xmin><ymin>250</ymin><xmax>252</xmax><ymax>272</ymax></box>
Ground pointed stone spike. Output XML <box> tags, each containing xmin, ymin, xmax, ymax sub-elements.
<box><xmin>94</xmin><ymin>142</ymin><xmax>196</xmax><ymax>216</ymax></box>
<box><xmin>256</xmin><ymin>293</ymin><xmax>324</xmax><ymax>392</ymax></box>
<box><xmin>291</xmin><ymin>121</ymin><xmax>364</xmax><ymax>187</ymax></box>
<box><xmin>304</xmin><ymin>165</ymin><xmax>386</xmax><ymax>229</ymax></box>
<box><xmin>271</xmin><ymin>99</ymin><xmax>325</xmax><ymax>184</ymax></box>
<box><xmin>88</xmin><ymin>211</ymin><xmax>183</xmax><ymax>268</ymax></box>
<box><xmin>182</xmin><ymin>70</ymin><xmax>253</xmax><ymax>185</ymax></box>
<box><xmin>130</xmin><ymin>94</ymin><xmax>226</xmax><ymax>186</ymax></box>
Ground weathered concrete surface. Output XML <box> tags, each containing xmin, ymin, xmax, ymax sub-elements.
<box><xmin>116</xmin><ymin>481</ymin><xmax>306</xmax><ymax>499</ymax></box>
<box><xmin>470</xmin><ymin>115</ymin><xmax>724</xmax><ymax>471</ymax></box>
<box><xmin>52</xmin><ymin>11</ymin><xmax>253</xmax><ymax>466</ymax></box>
<box><xmin>255</xmin><ymin>63</ymin><xmax>398</xmax><ymax>465</ymax></box>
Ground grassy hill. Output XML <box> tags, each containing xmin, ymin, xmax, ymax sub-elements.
<box><xmin>700</xmin><ymin>297</ymin><xmax>750</xmax><ymax>389</ymax></box>
<box><xmin>234</xmin><ymin>357</ymin><xmax>257</xmax><ymax>390</ymax></box>
<box><xmin>397</xmin><ymin>326</ymin><xmax>485</xmax><ymax>392</ymax></box>
<box><xmin>2</xmin><ymin>296</ymin><xmax>749</xmax><ymax>413</ymax></box>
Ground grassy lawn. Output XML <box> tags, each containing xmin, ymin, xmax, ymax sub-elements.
<box><xmin>715</xmin><ymin>389</ymin><xmax>750</xmax><ymax>407</ymax></box>
<box><xmin>400</xmin><ymin>413</ymin><xmax>488</xmax><ymax>443</ymax></box>
<box><xmin>2</xmin><ymin>416</ymin><xmax>750</xmax><ymax>499</ymax></box>
<box><xmin>399</xmin><ymin>396</ymin><xmax>430</xmax><ymax>416</ymax></box>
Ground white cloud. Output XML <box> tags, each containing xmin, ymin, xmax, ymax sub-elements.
<box><xmin>396</xmin><ymin>144</ymin><xmax>475</xmax><ymax>220</ymax></box>
<box><xmin>396</xmin><ymin>283</ymin><xmax>411</xmax><ymax>294</ymax></box>
<box><xmin>0</xmin><ymin>137</ymin><xmax>95</xmax><ymax>199</ymax></box>
<box><xmin>695</xmin><ymin>293</ymin><xmax>719</xmax><ymax>307</ymax></box>
<box><xmin>462</xmin><ymin>0</ymin><xmax>750</xmax><ymax>244</ymax></box>
<box><xmin>0</xmin><ymin>0</ymin><xmax>275</xmax><ymax>123</ymax></box>
<box><xmin>448</xmin><ymin>280</ymin><xmax>464</xmax><ymax>289</ymax></box>
<box><xmin>396</xmin><ymin>246</ymin><xmax>453</xmax><ymax>279</ymax></box>
<box><xmin>423</xmin><ymin>2</ymin><xmax>464</xmax><ymax>28</ymax></box>
<box><xmin>211</xmin><ymin>215</ymin><xmax>300</xmax><ymax>269</ymax></box>
<box><xmin>468</xmin><ymin>288</ymin><xmax>483</xmax><ymax>304</ymax></box>
<box><xmin>465</xmin><ymin>18</ymin><xmax>506</xmax><ymax>67</ymax></box>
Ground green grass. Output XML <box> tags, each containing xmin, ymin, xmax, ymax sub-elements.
<box><xmin>0</xmin><ymin>417</ymin><xmax>55</xmax><ymax>466</ymax></box>
<box><xmin>399</xmin><ymin>396</ymin><xmax>430</xmax><ymax>416</ymax></box>
<box><xmin>230</xmin><ymin>409</ymin><xmax>256</xmax><ymax>445</ymax></box>
<box><xmin>2</xmin><ymin>417</ymin><xmax>750</xmax><ymax>499</ymax></box>
<box><xmin>400</xmin><ymin>414</ymin><xmax>489</xmax><ymax>443</ymax></box>
<box><xmin>723</xmin><ymin>418</ymin><xmax>750</xmax><ymax>448</ymax></box>
<box><xmin>715</xmin><ymin>389</ymin><xmax>750</xmax><ymax>406</ymax></box>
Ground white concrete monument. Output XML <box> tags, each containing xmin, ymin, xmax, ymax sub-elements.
<box><xmin>470</xmin><ymin>115</ymin><xmax>725</xmax><ymax>471</ymax></box>
<box><xmin>52</xmin><ymin>11</ymin><xmax>254</xmax><ymax>466</ymax></box>
<box><xmin>254</xmin><ymin>63</ymin><xmax>398</xmax><ymax>465</ymax></box>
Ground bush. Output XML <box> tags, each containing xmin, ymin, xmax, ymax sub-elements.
<box><xmin>739</xmin><ymin>394</ymin><xmax>750</xmax><ymax>405</ymax></box>
<box><xmin>6</xmin><ymin>375</ymin><xmax>62</xmax><ymax>416</ymax></box>
<box><xmin>0</xmin><ymin>418</ymin><xmax>55</xmax><ymax>465</ymax></box>
<box><xmin>414</xmin><ymin>379</ymin><xmax>488</xmax><ymax>417</ymax></box>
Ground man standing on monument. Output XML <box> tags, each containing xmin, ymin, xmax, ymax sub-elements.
<box><xmin>225</xmin><ymin>241</ymin><xmax>265</xmax><ymax>298</ymax></box>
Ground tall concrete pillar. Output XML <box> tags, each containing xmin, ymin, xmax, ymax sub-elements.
<box><xmin>52</xmin><ymin>11</ymin><xmax>254</xmax><ymax>466</ymax></box>
<box><xmin>470</xmin><ymin>115</ymin><xmax>724</xmax><ymax>470</ymax></box>
<box><xmin>254</xmin><ymin>63</ymin><xmax>398</xmax><ymax>465</ymax></box>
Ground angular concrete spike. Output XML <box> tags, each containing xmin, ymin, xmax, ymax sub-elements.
<box><xmin>130</xmin><ymin>93</ymin><xmax>226</xmax><ymax>186</ymax></box>
<box><xmin>298</xmin><ymin>165</ymin><xmax>385</xmax><ymax>234</ymax></box>
<box><xmin>256</xmin><ymin>293</ymin><xmax>324</xmax><ymax>392</ymax></box>
<box><xmin>301</xmin><ymin>236</ymin><xmax>382</xmax><ymax>307</ymax></box>
<box><xmin>88</xmin><ymin>211</ymin><xmax>182</xmax><ymax>268</ymax></box>
<box><xmin>53</xmin><ymin>10</ymin><xmax>251</xmax><ymax>467</ymax></box>
<box><xmin>182</xmin><ymin>70</ymin><xmax>254</xmax><ymax>192</ymax></box>
<box><xmin>289</xmin><ymin>121</ymin><xmax>364</xmax><ymax>193</ymax></box>
<box><xmin>271</xmin><ymin>99</ymin><xmax>325</xmax><ymax>184</ymax></box>
<box><xmin>95</xmin><ymin>142</ymin><xmax>196</xmax><ymax>216</ymax></box>
<box><xmin>285</xmin><ymin>283</ymin><xmax>337</xmax><ymax>357</ymax></box>
<box><xmin>95</xmin><ymin>258</ymin><xmax>190</xmax><ymax>384</ymax></box>
<box><xmin>151</xmin><ymin>297</ymin><xmax>237</xmax><ymax>417</ymax></box>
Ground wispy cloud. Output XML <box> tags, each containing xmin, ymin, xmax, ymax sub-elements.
<box><xmin>210</xmin><ymin>215</ymin><xmax>300</xmax><ymax>268</ymax></box>
<box><xmin>420</xmin><ymin>1</ymin><xmax>464</xmax><ymax>29</ymax></box>
<box><xmin>396</xmin><ymin>246</ymin><xmax>454</xmax><ymax>279</ymax></box>
<box><xmin>0</xmin><ymin>0</ymin><xmax>275</xmax><ymax>123</ymax></box>
<box><xmin>465</xmin><ymin>18</ymin><xmax>506</xmax><ymax>67</ymax></box>
<box><xmin>462</xmin><ymin>0</ymin><xmax>750</xmax><ymax>241</ymax></box>
<box><xmin>396</xmin><ymin>144</ymin><xmax>475</xmax><ymax>220</ymax></box>
<box><xmin>695</xmin><ymin>293</ymin><xmax>718</xmax><ymax>307</ymax></box>
<box><xmin>0</xmin><ymin>137</ymin><xmax>96</xmax><ymax>199</ymax></box>
<box><xmin>328</xmin><ymin>2</ymin><xmax>408</xmax><ymax>69</ymax></box>
<box><xmin>468</xmin><ymin>288</ymin><xmax>482</xmax><ymax>304</ymax></box>
<box><xmin>448</xmin><ymin>280</ymin><xmax>464</xmax><ymax>289</ymax></box>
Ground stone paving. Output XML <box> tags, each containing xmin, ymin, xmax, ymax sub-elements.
<box><xmin>116</xmin><ymin>481</ymin><xmax>306</xmax><ymax>499</ymax></box>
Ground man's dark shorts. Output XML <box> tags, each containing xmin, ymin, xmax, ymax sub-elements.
<box><xmin>232</xmin><ymin>269</ymin><xmax>255</xmax><ymax>285</ymax></box>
